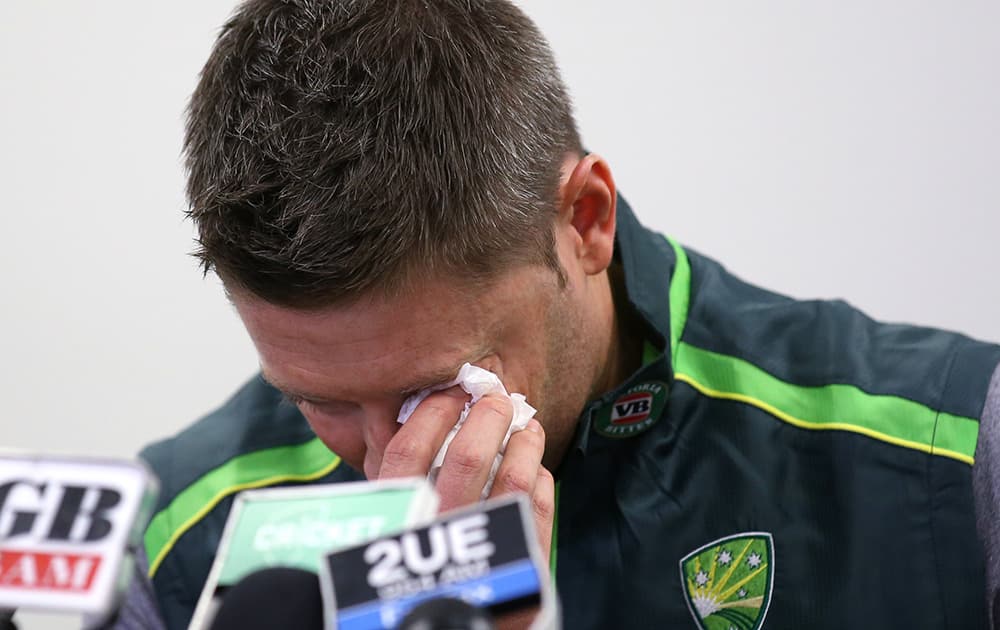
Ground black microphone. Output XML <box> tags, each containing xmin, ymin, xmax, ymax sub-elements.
<box><xmin>208</xmin><ymin>567</ymin><xmax>324</xmax><ymax>630</ymax></box>
<box><xmin>207</xmin><ymin>569</ymin><xmax>499</xmax><ymax>630</ymax></box>
<box><xmin>0</xmin><ymin>608</ymin><xmax>18</xmax><ymax>630</ymax></box>
<box><xmin>398</xmin><ymin>598</ymin><xmax>494</xmax><ymax>630</ymax></box>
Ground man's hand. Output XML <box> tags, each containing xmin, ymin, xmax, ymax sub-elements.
<box><xmin>377</xmin><ymin>387</ymin><xmax>556</xmax><ymax>560</ymax></box>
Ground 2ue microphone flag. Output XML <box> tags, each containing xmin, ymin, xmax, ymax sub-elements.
<box><xmin>321</xmin><ymin>494</ymin><xmax>556</xmax><ymax>630</ymax></box>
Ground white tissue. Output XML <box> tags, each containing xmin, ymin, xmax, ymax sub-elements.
<box><xmin>396</xmin><ymin>363</ymin><xmax>536</xmax><ymax>499</ymax></box>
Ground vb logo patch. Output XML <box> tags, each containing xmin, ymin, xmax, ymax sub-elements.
<box><xmin>679</xmin><ymin>532</ymin><xmax>774</xmax><ymax>630</ymax></box>
<box><xmin>594</xmin><ymin>381</ymin><xmax>668</xmax><ymax>438</ymax></box>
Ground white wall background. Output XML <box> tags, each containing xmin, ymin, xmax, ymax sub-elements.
<box><xmin>1</xmin><ymin>1</ymin><xmax>998</xmax><ymax>627</ymax></box>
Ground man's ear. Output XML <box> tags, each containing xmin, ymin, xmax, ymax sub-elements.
<box><xmin>558</xmin><ymin>153</ymin><xmax>617</xmax><ymax>275</ymax></box>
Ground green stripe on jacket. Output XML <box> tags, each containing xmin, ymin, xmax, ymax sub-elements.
<box><xmin>666</xmin><ymin>238</ymin><xmax>979</xmax><ymax>466</ymax></box>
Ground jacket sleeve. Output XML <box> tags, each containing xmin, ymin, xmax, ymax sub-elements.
<box><xmin>974</xmin><ymin>361</ymin><xmax>1000</xmax><ymax>630</ymax></box>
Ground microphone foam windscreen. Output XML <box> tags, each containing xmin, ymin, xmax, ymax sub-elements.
<box><xmin>209</xmin><ymin>567</ymin><xmax>323</xmax><ymax>630</ymax></box>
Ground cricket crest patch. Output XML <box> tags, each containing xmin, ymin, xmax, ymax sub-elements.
<box><xmin>679</xmin><ymin>532</ymin><xmax>774</xmax><ymax>630</ymax></box>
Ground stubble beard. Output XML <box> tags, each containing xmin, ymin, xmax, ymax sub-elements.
<box><xmin>536</xmin><ymin>279</ymin><xmax>599</xmax><ymax>472</ymax></box>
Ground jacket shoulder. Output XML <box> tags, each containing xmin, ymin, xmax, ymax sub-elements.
<box><xmin>680</xmin><ymin>248</ymin><xmax>1000</xmax><ymax>422</ymax></box>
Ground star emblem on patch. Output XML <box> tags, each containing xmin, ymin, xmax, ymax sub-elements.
<box><xmin>717</xmin><ymin>549</ymin><xmax>732</xmax><ymax>566</ymax></box>
<box><xmin>695</xmin><ymin>570</ymin><xmax>710</xmax><ymax>587</ymax></box>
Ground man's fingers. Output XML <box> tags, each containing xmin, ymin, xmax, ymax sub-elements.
<box><xmin>380</xmin><ymin>388</ymin><xmax>552</xmax><ymax>558</ymax></box>
<box><xmin>531</xmin><ymin>464</ymin><xmax>556</xmax><ymax>562</ymax></box>
<box><xmin>377</xmin><ymin>387</ymin><xmax>467</xmax><ymax>479</ymax></box>
<box><xmin>489</xmin><ymin>419</ymin><xmax>554</xmax><ymax>560</ymax></box>
<box><xmin>489</xmin><ymin>419</ymin><xmax>545</xmax><ymax>499</ymax></box>
<box><xmin>493</xmin><ymin>468</ymin><xmax>554</xmax><ymax>630</ymax></box>
<box><xmin>435</xmin><ymin>393</ymin><xmax>513</xmax><ymax>511</ymax></box>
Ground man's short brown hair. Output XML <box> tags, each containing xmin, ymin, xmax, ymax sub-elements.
<box><xmin>185</xmin><ymin>0</ymin><xmax>582</xmax><ymax>307</ymax></box>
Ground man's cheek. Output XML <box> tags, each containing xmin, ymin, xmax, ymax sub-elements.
<box><xmin>301</xmin><ymin>410</ymin><xmax>367</xmax><ymax>473</ymax></box>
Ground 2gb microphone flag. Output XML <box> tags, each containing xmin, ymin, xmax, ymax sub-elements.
<box><xmin>189</xmin><ymin>478</ymin><xmax>438</xmax><ymax>629</ymax></box>
<box><xmin>0</xmin><ymin>452</ymin><xmax>158</xmax><ymax>618</ymax></box>
<box><xmin>321</xmin><ymin>494</ymin><xmax>557</xmax><ymax>630</ymax></box>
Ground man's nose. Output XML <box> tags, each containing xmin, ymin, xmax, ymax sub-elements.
<box><xmin>361</xmin><ymin>401</ymin><xmax>402</xmax><ymax>479</ymax></box>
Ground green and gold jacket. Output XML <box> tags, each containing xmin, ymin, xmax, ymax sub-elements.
<box><xmin>141</xmin><ymin>198</ymin><xmax>1000</xmax><ymax>629</ymax></box>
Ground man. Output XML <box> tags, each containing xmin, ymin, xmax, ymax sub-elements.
<box><xmin>130</xmin><ymin>0</ymin><xmax>1000</xmax><ymax>628</ymax></box>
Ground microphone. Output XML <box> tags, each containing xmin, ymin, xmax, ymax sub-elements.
<box><xmin>320</xmin><ymin>494</ymin><xmax>558</xmax><ymax>630</ymax></box>
<box><xmin>208</xmin><ymin>567</ymin><xmax>323</xmax><ymax>630</ymax></box>
<box><xmin>0</xmin><ymin>608</ymin><xmax>17</xmax><ymax>630</ymax></box>
<box><xmin>398</xmin><ymin>598</ymin><xmax>495</xmax><ymax>630</ymax></box>
<box><xmin>207</xmin><ymin>571</ymin><xmax>496</xmax><ymax>630</ymax></box>
<box><xmin>189</xmin><ymin>478</ymin><xmax>438</xmax><ymax>629</ymax></box>
<box><xmin>0</xmin><ymin>452</ymin><xmax>158</xmax><ymax>628</ymax></box>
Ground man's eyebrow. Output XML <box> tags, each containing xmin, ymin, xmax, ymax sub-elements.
<box><xmin>259</xmin><ymin>372</ymin><xmax>326</xmax><ymax>402</ymax></box>
<box><xmin>397</xmin><ymin>365</ymin><xmax>466</xmax><ymax>395</ymax></box>
<box><xmin>259</xmin><ymin>365</ymin><xmax>466</xmax><ymax>401</ymax></box>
